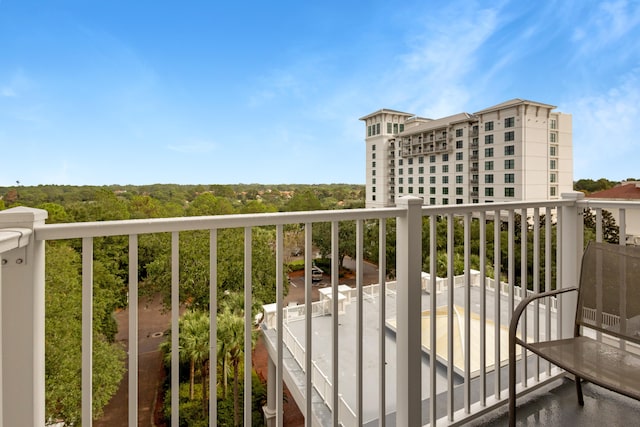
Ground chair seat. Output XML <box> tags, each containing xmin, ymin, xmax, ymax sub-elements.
<box><xmin>526</xmin><ymin>336</ymin><xmax>640</xmax><ymax>400</ymax></box>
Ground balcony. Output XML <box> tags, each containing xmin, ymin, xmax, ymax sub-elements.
<box><xmin>1</xmin><ymin>194</ymin><xmax>640</xmax><ymax>426</ymax></box>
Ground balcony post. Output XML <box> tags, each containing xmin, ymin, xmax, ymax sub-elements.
<box><xmin>560</xmin><ymin>192</ymin><xmax>584</xmax><ymax>338</ymax></box>
<box><xmin>0</xmin><ymin>207</ymin><xmax>47</xmax><ymax>427</ymax></box>
<box><xmin>263</xmin><ymin>356</ymin><xmax>277</xmax><ymax>427</ymax></box>
<box><xmin>395</xmin><ymin>196</ymin><xmax>423</xmax><ymax>427</ymax></box>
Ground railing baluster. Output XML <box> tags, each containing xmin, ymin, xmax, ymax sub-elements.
<box><xmin>533</xmin><ymin>208</ymin><xmax>540</xmax><ymax>381</ymax></box>
<box><xmin>520</xmin><ymin>208</ymin><xmax>528</xmax><ymax>388</ymax></box>
<box><xmin>275</xmin><ymin>225</ymin><xmax>284</xmax><ymax>427</ymax></box>
<box><xmin>171</xmin><ymin>232</ymin><xmax>179</xmax><ymax>427</ymax></box>
<box><xmin>447</xmin><ymin>213</ymin><xmax>454</xmax><ymax>421</ymax></box>
<box><xmin>356</xmin><ymin>219</ymin><xmax>364</xmax><ymax>425</ymax></box>
<box><xmin>244</xmin><ymin>227</ymin><xmax>253</xmax><ymax>426</ymax></box>
<box><xmin>545</xmin><ymin>208</ymin><xmax>552</xmax><ymax>376</ymax></box>
<box><xmin>463</xmin><ymin>212</ymin><xmax>471</xmax><ymax>414</ymax></box>
<box><xmin>429</xmin><ymin>214</ymin><xmax>437</xmax><ymax>425</ymax></box>
<box><xmin>128</xmin><ymin>235</ymin><xmax>139</xmax><ymax>426</ymax></box>
<box><xmin>210</xmin><ymin>229</ymin><xmax>218</xmax><ymax>424</ymax></box>
<box><xmin>82</xmin><ymin>237</ymin><xmax>93</xmax><ymax>427</ymax></box>
<box><xmin>479</xmin><ymin>210</ymin><xmax>487</xmax><ymax>407</ymax></box>
<box><xmin>330</xmin><ymin>221</ymin><xmax>339</xmax><ymax>426</ymax></box>
<box><xmin>304</xmin><ymin>222</ymin><xmax>312</xmax><ymax>426</ymax></box>
<box><xmin>493</xmin><ymin>210</ymin><xmax>501</xmax><ymax>400</ymax></box>
<box><xmin>378</xmin><ymin>218</ymin><xmax>387</xmax><ymax>427</ymax></box>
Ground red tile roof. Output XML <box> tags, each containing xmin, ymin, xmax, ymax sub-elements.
<box><xmin>587</xmin><ymin>183</ymin><xmax>640</xmax><ymax>200</ymax></box>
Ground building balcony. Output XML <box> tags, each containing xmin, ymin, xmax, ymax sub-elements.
<box><xmin>1</xmin><ymin>194</ymin><xmax>640</xmax><ymax>426</ymax></box>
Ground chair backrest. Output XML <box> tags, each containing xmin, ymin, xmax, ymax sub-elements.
<box><xmin>576</xmin><ymin>241</ymin><xmax>640</xmax><ymax>345</ymax></box>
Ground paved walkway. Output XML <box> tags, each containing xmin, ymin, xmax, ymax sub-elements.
<box><xmin>95</xmin><ymin>295</ymin><xmax>171</xmax><ymax>427</ymax></box>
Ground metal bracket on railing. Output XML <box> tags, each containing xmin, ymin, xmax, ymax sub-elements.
<box><xmin>0</xmin><ymin>228</ymin><xmax>32</xmax><ymax>268</ymax></box>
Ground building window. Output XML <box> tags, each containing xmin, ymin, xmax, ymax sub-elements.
<box><xmin>408</xmin><ymin>177</ymin><xmax>413</xmax><ymax>184</ymax></box>
<box><xmin>376</xmin><ymin>123</ymin><xmax>380</xmax><ymax>134</ymax></box>
<box><xmin>419</xmin><ymin>176</ymin><xmax>424</xmax><ymax>184</ymax></box>
<box><xmin>456</xmin><ymin>140</ymin><xmax>463</xmax><ymax>149</ymax></box>
<box><xmin>430</xmin><ymin>176</ymin><xmax>436</xmax><ymax>184</ymax></box>
<box><xmin>419</xmin><ymin>156</ymin><xmax>424</xmax><ymax>164</ymax></box>
<box><xmin>443</xmin><ymin>187</ymin><xmax>449</xmax><ymax>195</ymax></box>
<box><xmin>485</xmin><ymin>134</ymin><xmax>494</xmax><ymax>144</ymax></box>
<box><xmin>550</xmin><ymin>132</ymin><xmax>557</xmax><ymax>143</ymax></box>
<box><xmin>408</xmin><ymin>167</ymin><xmax>413</xmax><ymax>174</ymax></box>
<box><xmin>456</xmin><ymin>199</ymin><xmax>463</xmax><ymax>204</ymax></box>
<box><xmin>408</xmin><ymin>158</ymin><xmax>413</xmax><ymax>165</ymax></box>
<box><xmin>399</xmin><ymin>187</ymin><xmax>403</xmax><ymax>193</ymax></box>
<box><xmin>550</xmin><ymin>173</ymin><xmax>557</xmax><ymax>183</ymax></box>
<box><xmin>456</xmin><ymin>129</ymin><xmax>463</xmax><ymax>137</ymax></box>
<box><xmin>505</xmin><ymin>173</ymin><xmax>515</xmax><ymax>183</ymax></box>
<box><xmin>485</xmin><ymin>174</ymin><xmax>494</xmax><ymax>184</ymax></box>
<box><xmin>443</xmin><ymin>198</ymin><xmax>449</xmax><ymax>205</ymax></box>
<box><xmin>408</xmin><ymin>187</ymin><xmax>414</xmax><ymax>194</ymax></box>
<box><xmin>419</xmin><ymin>187</ymin><xmax>424</xmax><ymax>194</ymax></box>
<box><xmin>485</xmin><ymin>148</ymin><xmax>494</xmax><ymax>157</ymax></box>
<box><xmin>372</xmin><ymin>178</ymin><xmax>376</xmax><ymax>185</ymax></box>
<box><xmin>372</xmin><ymin>195</ymin><xmax>376</xmax><ymax>201</ymax></box>
<box><xmin>399</xmin><ymin>159</ymin><xmax>403</xmax><ymax>165</ymax></box>
<box><xmin>393</xmin><ymin>123</ymin><xmax>398</xmax><ymax>133</ymax></box>
<box><xmin>550</xmin><ymin>159</ymin><xmax>557</xmax><ymax>170</ymax></box>
<box><xmin>505</xmin><ymin>117</ymin><xmax>515</xmax><ymax>128</ymax></box>
<box><xmin>372</xmin><ymin>187</ymin><xmax>376</xmax><ymax>193</ymax></box>
<box><xmin>372</xmin><ymin>161</ymin><xmax>376</xmax><ymax>168</ymax></box>
<box><xmin>550</xmin><ymin>146</ymin><xmax>557</xmax><ymax>156</ymax></box>
<box><xmin>505</xmin><ymin>159</ymin><xmax>514</xmax><ymax>169</ymax></box>
<box><xmin>456</xmin><ymin>164</ymin><xmax>463</xmax><ymax>172</ymax></box>
<box><xmin>399</xmin><ymin>124</ymin><xmax>404</xmax><ymax>132</ymax></box>
<box><xmin>399</xmin><ymin>178</ymin><xmax>403</xmax><ymax>184</ymax></box>
<box><xmin>550</xmin><ymin>119</ymin><xmax>557</xmax><ymax>130</ymax></box>
<box><xmin>430</xmin><ymin>166</ymin><xmax>436</xmax><ymax>173</ymax></box>
<box><xmin>372</xmin><ymin>144</ymin><xmax>376</xmax><ymax>151</ymax></box>
<box><xmin>505</xmin><ymin>145</ymin><xmax>514</xmax><ymax>155</ymax></box>
<box><xmin>442</xmin><ymin>176</ymin><xmax>449</xmax><ymax>184</ymax></box>
<box><xmin>485</xmin><ymin>161</ymin><xmax>494</xmax><ymax>170</ymax></box>
<box><xmin>399</xmin><ymin>168</ymin><xmax>403</xmax><ymax>175</ymax></box>
<box><xmin>456</xmin><ymin>152</ymin><xmax>463</xmax><ymax>161</ymax></box>
<box><xmin>456</xmin><ymin>187</ymin><xmax>463</xmax><ymax>195</ymax></box>
<box><xmin>367</xmin><ymin>125</ymin><xmax>371</xmax><ymax>136</ymax></box>
<box><xmin>456</xmin><ymin>175</ymin><xmax>463</xmax><ymax>184</ymax></box>
<box><xmin>372</xmin><ymin>152</ymin><xmax>376</xmax><ymax>159</ymax></box>
<box><xmin>505</xmin><ymin>187</ymin><xmax>514</xmax><ymax>197</ymax></box>
<box><xmin>485</xmin><ymin>188</ymin><xmax>494</xmax><ymax>196</ymax></box>
<box><xmin>485</xmin><ymin>121</ymin><xmax>494</xmax><ymax>131</ymax></box>
<box><xmin>442</xmin><ymin>154</ymin><xmax>449</xmax><ymax>162</ymax></box>
<box><xmin>419</xmin><ymin>166</ymin><xmax>424</xmax><ymax>174</ymax></box>
<box><xmin>504</xmin><ymin>131</ymin><xmax>515</xmax><ymax>142</ymax></box>
<box><xmin>387</xmin><ymin>123</ymin><xmax>392</xmax><ymax>133</ymax></box>
<box><xmin>430</xmin><ymin>197</ymin><xmax>436</xmax><ymax>204</ymax></box>
<box><xmin>442</xmin><ymin>165</ymin><xmax>449</xmax><ymax>173</ymax></box>
<box><xmin>372</xmin><ymin>170</ymin><xmax>376</xmax><ymax>175</ymax></box>
<box><xmin>550</xmin><ymin>186</ymin><xmax>557</xmax><ymax>196</ymax></box>
<box><xmin>430</xmin><ymin>187</ymin><xmax>436</xmax><ymax>194</ymax></box>
<box><xmin>430</xmin><ymin>155</ymin><xmax>436</xmax><ymax>163</ymax></box>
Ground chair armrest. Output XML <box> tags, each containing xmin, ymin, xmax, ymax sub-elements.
<box><xmin>509</xmin><ymin>286</ymin><xmax>578</xmax><ymax>345</ymax></box>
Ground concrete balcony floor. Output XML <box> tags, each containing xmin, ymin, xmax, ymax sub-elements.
<box><xmin>471</xmin><ymin>379</ymin><xmax>640</xmax><ymax>426</ymax></box>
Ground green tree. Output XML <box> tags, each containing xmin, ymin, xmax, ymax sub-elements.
<box><xmin>45</xmin><ymin>243</ymin><xmax>126</xmax><ymax>425</ymax></box>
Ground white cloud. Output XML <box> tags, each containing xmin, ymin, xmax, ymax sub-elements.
<box><xmin>567</xmin><ymin>68</ymin><xmax>640</xmax><ymax>179</ymax></box>
<box><xmin>571</xmin><ymin>0</ymin><xmax>640</xmax><ymax>54</ymax></box>
<box><xmin>167</xmin><ymin>140</ymin><xmax>217</xmax><ymax>154</ymax></box>
<box><xmin>1</xmin><ymin>69</ymin><xmax>33</xmax><ymax>98</ymax></box>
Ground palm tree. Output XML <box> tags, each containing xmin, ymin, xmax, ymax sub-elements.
<box><xmin>217</xmin><ymin>308</ymin><xmax>244</xmax><ymax>427</ymax></box>
<box><xmin>160</xmin><ymin>310</ymin><xmax>210</xmax><ymax>406</ymax></box>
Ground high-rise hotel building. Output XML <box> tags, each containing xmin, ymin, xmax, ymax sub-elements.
<box><xmin>361</xmin><ymin>99</ymin><xmax>572</xmax><ymax>208</ymax></box>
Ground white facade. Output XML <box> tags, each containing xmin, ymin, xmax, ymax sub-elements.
<box><xmin>361</xmin><ymin>99</ymin><xmax>573</xmax><ymax>208</ymax></box>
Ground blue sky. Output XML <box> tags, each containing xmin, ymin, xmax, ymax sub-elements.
<box><xmin>1</xmin><ymin>0</ymin><xmax>639</xmax><ymax>186</ymax></box>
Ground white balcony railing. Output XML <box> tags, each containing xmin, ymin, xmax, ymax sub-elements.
<box><xmin>1</xmin><ymin>193</ymin><xmax>639</xmax><ymax>426</ymax></box>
